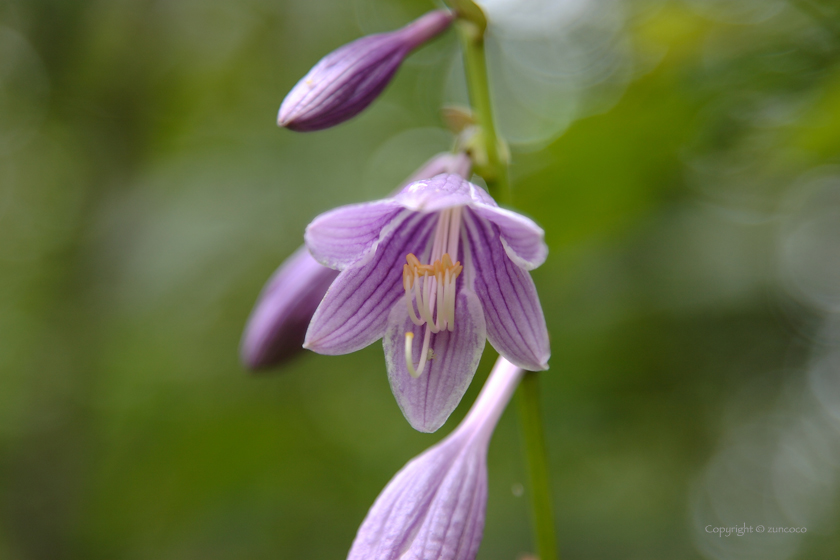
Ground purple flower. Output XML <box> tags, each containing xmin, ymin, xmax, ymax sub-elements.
<box><xmin>304</xmin><ymin>173</ymin><xmax>549</xmax><ymax>432</ymax></box>
<box><xmin>278</xmin><ymin>10</ymin><xmax>454</xmax><ymax>132</ymax></box>
<box><xmin>240</xmin><ymin>246</ymin><xmax>339</xmax><ymax>370</ymax></box>
<box><xmin>348</xmin><ymin>357</ymin><xmax>524</xmax><ymax>560</ymax></box>
<box><xmin>240</xmin><ymin>153</ymin><xmax>469</xmax><ymax>370</ymax></box>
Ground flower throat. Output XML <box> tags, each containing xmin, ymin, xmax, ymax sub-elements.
<box><xmin>402</xmin><ymin>207</ymin><xmax>463</xmax><ymax>378</ymax></box>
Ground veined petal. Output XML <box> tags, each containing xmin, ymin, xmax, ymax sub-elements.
<box><xmin>305</xmin><ymin>213</ymin><xmax>436</xmax><ymax>355</ymax></box>
<box><xmin>469</xmin><ymin>205</ymin><xmax>547</xmax><ymax>270</ymax></box>
<box><xmin>240</xmin><ymin>246</ymin><xmax>339</xmax><ymax>370</ymax></box>
<box><xmin>347</xmin><ymin>433</ymin><xmax>486</xmax><ymax>560</ymax></box>
<box><xmin>305</xmin><ymin>201</ymin><xmax>407</xmax><ymax>269</ymax></box>
<box><xmin>463</xmin><ymin>210</ymin><xmax>550</xmax><ymax>371</ymax></box>
<box><xmin>384</xmin><ymin>289</ymin><xmax>486</xmax><ymax>433</ymax></box>
<box><xmin>347</xmin><ymin>357</ymin><xmax>524</xmax><ymax>560</ymax></box>
<box><xmin>405</xmin><ymin>450</ymin><xmax>486</xmax><ymax>560</ymax></box>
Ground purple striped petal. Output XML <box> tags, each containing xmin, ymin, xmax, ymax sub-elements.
<box><xmin>347</xmin><ymin>357</ymin><xmax>525</xmax><ymax>560</ymax></box>
<box><xmin>278</xmin><ymin>10</ymin><xmax>453</xmax><ymax>132</ymax></box>
<box><xmin>240</xmin><ymin>246</ymin><xmax>339</xmax><ymax>370</ymax></box>
<box><xmin>347</xmin><ymin>431</ymin><xmax>487</xmax><ymax>560</ymax></box>
<box><xmin>304</xmin><ymin>214</ymin><xmax>436</xmax><ymax>354</ymax></box>
<box><xmin>463</xmin><ymin>210</ymin><xmax>550</xmax><ymax>371</ymax></box>
<box><xmin>469</xmin><ymin>205</ymin><xmax>547</xmax><ymax>270</ymax></box>
<box><xmin>383</xmin><ymin>289</ymin><xmax>486</xmax><ymax>433</ymax></box>
<box><xmin>305</xmin><ymin>201</ymin><xmax>407</xmax><ymax>269</ymax></box>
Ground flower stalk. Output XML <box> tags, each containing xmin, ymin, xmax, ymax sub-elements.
<box><xmin>453</xmin><ymin>4</ymin><xmax>510</xmax><ymax>205</ymax></box>
<box><xmin>518</xmin><ymin>371</ymin><xmax>559</xmax><ymax>560</ymax></box>
<box><xmin>452</xmin><ymin>3</ymin><xmax>558</xmax><ymax>558</ymax></box>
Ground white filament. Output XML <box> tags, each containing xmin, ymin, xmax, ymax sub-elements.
<box><xmin>403</xmin><ymin>208</ymin><xmax>464</xmax><ymax>377</ymax></box>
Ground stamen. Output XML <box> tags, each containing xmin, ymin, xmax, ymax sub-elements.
<box><xmin>448</xmin><ymin>207</ymin><xmax>462</xmax><ymax>259</ymax></box>
<box><xmin>414</xmin><ymin>278</ymin><xmax>438</xmax><ymax>331</ymax></box>
<box><xmin>444</xmin><ymin>267</ymin><xmax>454</xmax><ymax>330</ymax></box>
<box><xmin>435</xmin><ymin>265</ymin><xmax>445</xmax><ymax>330</ymax></box>
<box><xmin>405</xmin><ymin>329</ymin><xmax>433</xmax><ymax>378</ymax></box>
<box><xmin>403</xmin><ymin>263</ymin><xmax>423</xmax><ymax>326</ymax></box>
<box><xmin>399</xmin><ymin>208</ymin><xmax>465</xmax><ymax>376</ymax></box>
<box><xmin>405</xmin><ymin>332</ymin><xmax>417</xmax><ymax>377</ymax></box>
<box><xmin>403</xmin><ymin>251</ymin><xmax>462</xmax><ymax>336</ymax></box>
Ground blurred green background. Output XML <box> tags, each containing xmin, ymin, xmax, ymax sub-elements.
<box><xmin>2</xmin><ymin>0</ymin><xmax>840</xmax><ymax>558</ymax></box>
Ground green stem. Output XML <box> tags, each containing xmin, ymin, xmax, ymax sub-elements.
<box><xmin>455</xmin><ymin>17</ymin><xmax>511</xmax><ymax>205</ymax></box>
<box><xmin>517</xmin><ymin>371</ymin><xmax>559</xmax><ymax>560</ymax></box>
<box><xmin>454</xmin><ymin>4</ymin><xmax>558</xmax><ymax>558</ymax></box>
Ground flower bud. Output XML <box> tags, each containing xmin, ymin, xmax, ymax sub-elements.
<box><xmin>278</xmin><ymin>10</ymin><xmax>453</xmax><ymax>132</ymax></box>
<box><xmin>240</xmin><ymin>247</ymin><xmax>339</xmax><ymax>370</ymax></box>
<box><xmin>347</xmin><ymin>358</ymin><xmax>524</xmax><ymax>559</ymax></box>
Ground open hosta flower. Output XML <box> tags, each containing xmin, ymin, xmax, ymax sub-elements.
<box><xmin>304</xmin><ymin>173</ymin><xmax>549</xmax><ymax>432</ymax></box>
<box><xmin>278</xmin><ymin>10</ymin><xmax>453</xmax><ymax>132</ymax></box>
<box><xmin>240</xmin><ymin>152</ymin><xmax>471</xmax><ymax>371</ymax></box>
<box><xmin>348</xmin><ymin>357</ymin><xmax>524</xmax><ymax>560</ymax></box>
<box><xmin>240</xmin><ymin>247</ymin><xmax>338</xmax><ymax>370</ymax></box>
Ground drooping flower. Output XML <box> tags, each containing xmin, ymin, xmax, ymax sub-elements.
<box><xmin>304</xmin><ymin>172</ymin><xmax>549</xmax><ymax>432</ymax></box>
<box><xmin>348</xmin><ymin>356</ymin><xmax>524</xmax><ymax>560</ymax></box>
<box><xmin>278</xmin><ymin>10</ymin><xmax>454</xmax><ymax>132</ymax></box>
<box><xmin>240</xmin><ymin>152</ymin><xmax>472</xmax><ymax>370</ymax></box>
<box><xmin>240</xmin><ymin>246</ymin><xmax>339</xmax><ymax>370</ymax></box>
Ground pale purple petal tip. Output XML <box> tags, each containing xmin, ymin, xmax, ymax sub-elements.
<box><xmin>240</xmin><ymin>247</ymin><xmax>338</xmax><ymax>370</ymax></box>
<box><xmin>470</xmin><ymin>205</ymin><xmax>548</xmax><ymax>270</ymax></box>
<box><xmin>394</xmin><ymin>173</ymin><xmax>491</xmax><ymax>213</ymax></box>
<box><xmin>384</xmin><ymin>289</ymin><xmax>487</xmax><ymax>433</ymax></box>
<box><xmin>348</xmin><ymin>433</ymin><xmax>488</xmax><ymax>560</ymax></box>
<box><xmin>348</xmin><ymin>357</ymin><xmax>525</xmax><ymax>560</ymax></box>
<box><xmin>278</xmin><ymin>10</ymin><xmax>453</xmax><ymax>132</ymax></box>
<box><xmin>305</xmin><ymin>201</ymin><xmax>406</xmax><ymax>269</ymax></box>
<box><xmin>464</xmin><ymin>210</ymin><xmax>551</xmax><ymax>371</ymax></box>
<box><xmin>304</xmin><ymin>214</ymin><xmax>437</xmax><ymax>355</ymax></box>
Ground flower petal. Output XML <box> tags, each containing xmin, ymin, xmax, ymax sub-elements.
<box><xmin>384</xmin><ymin>289</ymin><xmax>486</xmax><ymax>433</ymax></box>
<box><xmin>394</xmin><ymin>174</ymin><xmax>477</xmax><ymax>213</ymax></box>
<box><xmin>404</xmin><ymin>450</ymin><xmax>486</xmax><ymax>560</ymax></box>
<box><xmin>240</xmin><ymin>246</ymin><xmax>339</xmax><ymax>370</ymax></box>
<box><xmin>305</xmin><ymin>201</ymin><xmax>407</xmax><ymax>269</ymax></box>
<box><xmin>470</xmin><ymin>205</ymin><xmax>548</xmax><ymax>270</ymax></box>
<box><xmin>347</xmin><ymin>433</ymin><xmax>487</xmax><ymax>560</ymax></box>
<box><xmin>464</xmin><ymin>210</ymin><xmax>550</xmax><ymax>371</ymax></box>
<box><xmin>401</xmin><ymin>152</ymin><xmax>472</xmax><ymax>185</ymax></box>
<box><xmin>305</xmin><ymin>213</ymin><xmax>436</xmax><ymax>354</ymax></box>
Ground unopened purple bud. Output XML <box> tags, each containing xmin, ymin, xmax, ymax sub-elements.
<box><xmin>278</xmin><ymin>10</ymin><xmax>454</xmax><ymax>132</ymax></box>
<box><xmin>240</xmin><ymin>246</ymin><xmax>339</xmax><ymax>370</ymax></box>
<box><xmin>348</xmin><ymin>358</ymin><xmax>524</xmax><ymax>560</ymax></box>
